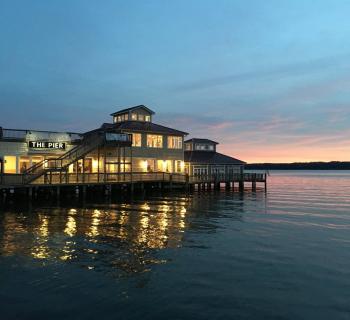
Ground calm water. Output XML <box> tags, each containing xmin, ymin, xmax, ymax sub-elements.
<box><xmin>1</xmin><ymin>171</ymin><xmax>350</xmax><ymax>320</ymax></box>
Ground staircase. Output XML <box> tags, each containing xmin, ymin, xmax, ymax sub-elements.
<box><xmin>22</xmin><ymin>133</ymin><xmax>106</xmax><ymax>184</ymax></box>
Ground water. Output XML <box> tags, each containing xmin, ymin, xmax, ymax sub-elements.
<box><xmin>1</xmin><ymin>171</ymin><xmax>350</xmax><ymax>319</ymax></box>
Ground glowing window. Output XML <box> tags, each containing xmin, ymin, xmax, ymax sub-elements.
<box><xmin>147</xmin><ymin>135</ymin><xmax>163</xmax><ymax>148</ymax></box>
<box><xmin>4</xmin><ymin>156</ymin><xmax>17</xmax><ymax>173</ymax></box>
<box><xmin>131</xmin><ymin>113</ymin><xmax>137</xmax><ymax>120</ymax></box>
<box><xmin>145</xmin><ymin>115</ymin><xmax>151</xmax><ymax>122</ymax></box>
<box><xmin>132</xmin><ymin>133</ymin><xmax>142</xmax><ymax>147</ymax></box>
<box><xmin>168</xmin><ymin>136</ymin><xmax>182</xmax><ymax>149</ymax></box>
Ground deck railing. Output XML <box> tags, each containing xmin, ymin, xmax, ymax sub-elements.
<box><xmin>0</xmin><ymin>172</ymin><xmax>266</xmax><ymax>187</ymax></box>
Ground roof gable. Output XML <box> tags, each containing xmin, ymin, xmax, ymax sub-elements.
<box><xmin>185</xmin><ymin>138</ymin><xmax>219</xmax><ymax>145</ymax></box>
<box><xmin>110</xmin><ymin>105</ymin><xmax>155</xmax><ymax>116</ymax></box>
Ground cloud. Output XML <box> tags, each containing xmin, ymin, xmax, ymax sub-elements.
<box><xmin>174</xmin><ymin>53</ymin><xmax>350</xmax><ymax>92</ymax></box>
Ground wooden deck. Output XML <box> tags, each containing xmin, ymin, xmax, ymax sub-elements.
<box><xmin>0</xmin><ymin>172</ymin><xmax>266</xmax><ymax>189</ymax></box>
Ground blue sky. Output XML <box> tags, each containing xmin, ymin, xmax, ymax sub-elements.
<box><xmin>1</xmin><ymin>0</ymin><xmax>350</xmax><ymax>162</ymax></box>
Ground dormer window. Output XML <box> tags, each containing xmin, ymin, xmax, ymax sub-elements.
<box><xmin>184</xmin><ymin>138</ymin><xmax>218</xmax><ymax>152</ymax></box>
<box><xmin>195</xmin><ymin>144</ymin><xmax>214</xmax><ymax>151</ymax></box>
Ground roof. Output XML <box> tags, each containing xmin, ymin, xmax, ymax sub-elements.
<box><xmin>185</xmin><ymin>138</ymin><xmax>219</xmax><ymax>145</ymax></box>
<box><xmin>110</xmin><ymin>105</ymin><xmax>155</xmax><ymax>116</ymax></box>
<box><xmin>184</xmin><ymin>151</ymin><xmax>245</xmax><ymax>165</ymax></box>
<box><xmin>100</xmin><ymin>121</ymin><xmax>188</xmax><ymax>136</ymax></box>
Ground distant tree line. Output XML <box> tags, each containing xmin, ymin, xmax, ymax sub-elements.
<box><xmin>246</xmin><ymin>161</ymin><xmax>350</xmax><ymax>170</ymax></box>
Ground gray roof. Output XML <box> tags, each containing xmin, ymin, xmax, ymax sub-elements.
<box><xmin>100</xmin><ymin>121</ymin><xmax>188</xmax><ymax>136</ymax></box>
<box><xmin>185</xmin><ymin>138</ymin><xmax>219</xmax><ymax>145</ymax></box>
<box><xmin>184</xmin><ymin>151</ymin><xmax>245</xmax><ymax>165</ymax></box>
<box><xmin>110</xmin><ymin>105</ymin><xmax>155</xmax><ymax>116</ymax></box>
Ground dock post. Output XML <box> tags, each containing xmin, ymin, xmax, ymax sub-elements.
<box><xmin>28</xmin><ymin>187</ymin><xmax>33</xmax><ymax>199</ymax></box>
<box><xmin>169</xmin><ymin>174</ymin><xmax>173</xmax><ymax>190</ymax></box>
<box><xmin>82</xmin><ymin>185</ymin><xmax>87</xmax><ymax>198</ymax></box>
<box><xmin>252</xmin><ymin>181</ymin><xmax>256</xmax><ymax>192</ymax></box>
<box><xmin>239</xmin><ymin>180</ymin><xmax>244</xmax><ymax>192</ymax></box>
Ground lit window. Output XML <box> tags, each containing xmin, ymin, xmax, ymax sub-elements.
<box><xmin>113</xmin><ymin>116</ymin><xmax>117</xmax><ymax>123</ymax></box>
<box><xmin>175</xmin><ymin>160</ymin><xmax>184</xmax><ymax>173</ymax></box>
<box><xmin>185</xmin><ymin>144</ymin><xmax>191</xmax><ymax>150</ymax></box>
<box><xmin>117</xmin><ymin>116</ymin><xmax>122</xmax><ymax>122</ymax></box>
<box><xmin>125</xmin><ymin>113</ymin><xmax>129</xmax><ymax>121</ymax></box>
<box><xmin>168</xmin><ymin>136</ymin><xmax>183</xmax><ymax>149</ymax></box>
<box><xmin>4</xmin><ymin>156</ymin><xmax>17</xmax><ymax>173</ymax></box>
<box><xmin>19</xmin><ymin>156</ymin><xmax>30</xmax><ymax>173</ymax></box>
<box><xmin>132</xmin><ymin>133</ymin><xmax>142</xmax><ymax>147</ymax></box>
<box><xmin>138</xmin><ymin>114</ymin><xmax>144</xmax><ymax>121</ymax></box>
<box><xmin>145</xmin><ymin>115</ymin><xmax>151</xmax><ymax>122</ymax></box>
<box><xmin>31</xmin><ymin>156</ymin><xmax>43</xmax><ymax>166</ymax></box>
<box><xmin>131</xmin><ymin>113</ymin><xmax>137</xmax><ymax>120</ymax></box>
<box><xmin>147</xmin><ymin>134</ymin><xmax>163</xmax><ymax>148</ymax></box>
<box><xmin>157</xmin><ymin>160</ymin><xmax>172</xmax><ymax>172</ymax></box>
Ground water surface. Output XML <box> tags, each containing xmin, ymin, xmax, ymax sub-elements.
<box><xmin>1</xmin><ymin>171</ymin><xmax>350</xmax><ymax>319</ymax></box>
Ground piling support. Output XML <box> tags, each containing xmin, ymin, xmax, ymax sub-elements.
<box><xmin>252</xmin><ymin>181</ymin><xmax>256</xmax><ymax>192</ymax></box>
<box><xmin>28</xmin><ymin>187</ymin><xmax>33</xmax><ymax>199</ymax></box>
<box><xmin>56</xmin><ymin>186</ymin><xmax>61</xmax><ymax>198</ymax></box>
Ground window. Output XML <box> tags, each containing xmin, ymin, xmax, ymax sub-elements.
<box><xmin>145</xmin><ymin>115</ymin><xmax>151</xmax><ymax>122</ymax></box>
<box><xmin>157</xmin><ymin>160</ymin><xmax>172</xmax><ymax>172</ymax></box>
<box><xmin>113</xmin><ymin>116</ymin><xmax>117</xmax><ymax>123</ymax></box>
<box><xmin>138</xmin><ymin>114</ymin><xmax>144</xmax><ymax>121</ymax></box>
<box><xmin>31</xmin><ymin>156</ymin><xmax>43</xmax><ymax>165</ymax></box>
<box><xmin>168</xmin><ymin>136</ymin><xmax>182</xmax><ymax>149</ymax></box>
<box><xmin>124</xmin><ymin>113</ymin><xmax>129</xmax><ymax>121</ymax></box>
<box><xmin>147</xmin><ymin>134</ymin><xmax>163</xmax><ymax>148</ymax></box>
<box><xmin>132</xmin><ymin>133</ymin><xmax>142</xmax><ymax>147</ymax></box>
<box><xmin>185</xmin><ymin>144</ymin><xmax>191</xmax><ymax>150</ymax></box>
<box><xmin>19</xmin><ymin>156</ymin><xmax>30</xmax><ymax>173</ymax></box>
<box><xmin>117</xmin><ymin>115</ymin><xmax>122</xmax><ymax>122</ymax></box>
<box><xmin>131</xmin><ymin>113</ymin><xmax>137</xmax><ymax>120</ymax></box>
<box><xmin>195</xmin><ymin>144</ymin><xmax>214</xmax><ymax>151</ymax></box>
<box><xmin>4</xmin><ymin>156</ymin><xmax>16</xmax><ymax>173</ymax></box>
<box><xmin>175</xmin><ymin>160</ymin><xmax>184</xmax><ymax>173</ymax></box>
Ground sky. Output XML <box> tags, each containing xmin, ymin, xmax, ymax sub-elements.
<box><xmin>1</xmin><ymin>0</ymin><xmax>350</xmax><ymax>163</ymax></box>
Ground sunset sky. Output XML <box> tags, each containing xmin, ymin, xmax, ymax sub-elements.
<box><xmin>1</xmin><ymin>0</ymin><xmax>350</xmax><ymax>163</ymax></box>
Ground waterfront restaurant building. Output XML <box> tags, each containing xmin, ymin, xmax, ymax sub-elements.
<box><xmin>0</xmin><ymin>105</ymin><xmax>188</xmax><ymax>177</ymax></box>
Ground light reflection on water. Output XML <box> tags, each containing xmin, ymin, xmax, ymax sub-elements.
<box><xmin>1</xmin><ymin>172</ymin><xmax>350</xmax><ymax>319</ymax></box>
<box><xmin>0</xmin><ymin>196</ymin><xmax>197</xmax><ymax>275</ymax></box>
